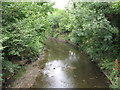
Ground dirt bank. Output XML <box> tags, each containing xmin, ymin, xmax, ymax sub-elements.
<box><xmin>5</xmin><ymin>51</ymin><xmax>45</xmax><ymax>88</ymax></box>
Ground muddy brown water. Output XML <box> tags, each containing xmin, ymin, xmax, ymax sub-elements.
<box><xmin>31</xmin><ymin>38</ymin><xmax>109</xmax><ymax>88</ymax></box>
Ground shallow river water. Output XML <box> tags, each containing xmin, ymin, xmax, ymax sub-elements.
<box><xmin>31</xmin><ymin>38</ymin><xmax>109</xmax><ymax>88</ymax></box>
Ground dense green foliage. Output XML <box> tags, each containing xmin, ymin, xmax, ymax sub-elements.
<box><xmin>48</xmin><ymin>2</ymin><xmax>120</xmax><ymax>88</ymax></box>
<box><xmin>2</xmin><ymin>2</ymin><xmax>53</xmax><ymax>83</ymax></box>
<box><xmin>1</xmin><ymin>1</ymin><xmax>120</xmax><ymax>88</ymax></box>
<box><xmin>0</xmin><ymin>34</ymin><xmax>2</xmax><ymax>83</ymax></box>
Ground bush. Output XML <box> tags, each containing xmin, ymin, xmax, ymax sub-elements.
<box><xmin>2</xmin><ymin>2</ymin><xmax>53</xmax><ymax>83</ymax></box>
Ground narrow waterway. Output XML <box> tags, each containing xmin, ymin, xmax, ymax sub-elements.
<box><xmin>31</xmin><ymin>38</ymin><xmax>109</xmax><ymax>88</ymax></box>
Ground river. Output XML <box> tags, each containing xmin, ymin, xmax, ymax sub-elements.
<box><xmin>31</xmin><ymin>38</ymin><xmax>109</xmax><ymax>88</ymax></box>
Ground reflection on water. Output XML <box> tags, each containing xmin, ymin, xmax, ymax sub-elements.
<box><xmin>31</xmin><ymin>38</ymin><xmax>109</xmax><ymax>88</ymax></box>
<box><xmin>42</xmin><ymin>60</ymin><xmax>74</xmax><ymax>88</ymax></box>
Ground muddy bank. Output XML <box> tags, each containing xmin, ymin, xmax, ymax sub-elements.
<box><xmin>4</xmin><ymin>51</ymin><xmax>45</xmax><ymax>88</ymax></box>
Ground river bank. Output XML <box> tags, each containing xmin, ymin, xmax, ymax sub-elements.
<box><xmin>3</xmin><ymin>50</ymin><xmax>45</xmax><ymax>88</ymax></box>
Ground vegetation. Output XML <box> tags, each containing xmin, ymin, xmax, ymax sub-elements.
<box><xmin>2</xmin><ymin>2</ymin><xmax>54</xmax><ymax>83</ymax></box>
<box><xmin>1</xmin><ymin>1</ymin><xmax>120</xmax><ymax>88</ymax></box>
<box><xmin>48</xmin><ymin>1</ymin><xmax>120</xmax><ymax>88</ymax></box>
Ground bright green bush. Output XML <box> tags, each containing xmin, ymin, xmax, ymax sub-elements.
<box><xmin>47</xmin><ymin>9</ymin><xmax>74</xmax><ymax>37</ymax></box>
<box><xmin>2</xmin><ymin>2</ymin><xmax>53</xmax><ymax>83</ymax></box>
